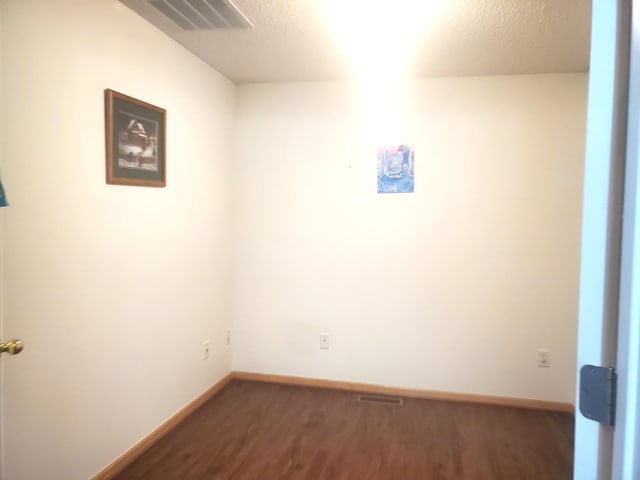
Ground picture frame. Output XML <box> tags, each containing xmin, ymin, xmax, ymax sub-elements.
<box><xmin>105</xmin><ymin>89</ymin><xmax>166</xmax><ymax>187</ymax></box>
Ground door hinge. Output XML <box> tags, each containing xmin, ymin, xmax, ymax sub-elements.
<box><xmin>579</xmin><ymin>365</ymin><xmax>617</xmax><ymax>426</ymax></box>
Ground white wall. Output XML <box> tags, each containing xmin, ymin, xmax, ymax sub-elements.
<box><xmin>0</xmin><ymin>2</ymin><xmax>587</xmax><ymax>476</ymax></box>
<box><xmin>0</xmin><ymin>0</ymin><xmax>5</xmax><ymax>471</ymax></box>
<box><xmin>233</xmin><ymin>74</ymin><xmax>587</xmax><ymax>404</ymax></box>
<box><xmin>0</xmin><ymin>1</ymin><xmax>234</xmax><ymax>479</ymax></box>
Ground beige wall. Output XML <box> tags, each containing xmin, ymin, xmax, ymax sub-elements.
<box><xmin>0</xmin><ymin>1</ymin><xmax>589</xmax><ymax>477</ymax></box>
<box><xmin>0</xmin><ymin>1</ymin><xmax>234</xmax><ymax>478</ymax></box>
<box><xmin>232</xmin><ymin>75</ymin><xmax>587</xmax><ymax>404</ymax></box>
<box><xmin>0</xmin><ymin>0</ymin><xmax>4</xmax><ymax>471</ymax></box>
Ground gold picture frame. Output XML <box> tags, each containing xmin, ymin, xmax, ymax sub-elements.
<box><xmin>105</xmin><ymin>89</ymin><xmax>166</xmax><ymax>187</ymax></box>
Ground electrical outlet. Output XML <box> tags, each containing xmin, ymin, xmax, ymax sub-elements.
<box><xmin>537</xmin><ymin>349</ymin><xmax>550</xmax><ymax>368</ymax></box>
<box><xmin>226</xmin><ymin>328</ymin><xmax>231</xmax><ymax>346</ymax></box>
<box><xmin>320</xmin><ymin>333</ymin><xmax>330</xmax><ymax>350</ymax></box>
<box><xmin>204</xmin><ymin>340</ymin><xmax>210</xmax><ymax>360</ymax></box>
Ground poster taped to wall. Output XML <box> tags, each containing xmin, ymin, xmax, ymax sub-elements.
<box><xmin>377</xmin><ymin>145</ymin><xmax>414</xmax><ymax>193</ymax></box>
<box><xmin>0</xmin><ymin>177</ymin><xmax>8</xmax><ymax>207</ymax></box>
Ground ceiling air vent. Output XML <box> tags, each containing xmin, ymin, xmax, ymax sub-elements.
<box><xmin>148</xmin><ymin>0</ymin><xmax>252</xmax><ymax>30</ymax></box>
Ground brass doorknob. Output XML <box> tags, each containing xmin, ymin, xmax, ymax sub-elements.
<box><xmin>0</xmin><ymin>339</ymin><xmax>24</xmax><ymax>355</ymax></box>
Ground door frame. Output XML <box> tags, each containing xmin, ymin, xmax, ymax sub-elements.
<box><xmin>612</xmin><ymin>1</ymin><xmax>640</xmax><ymax>477</ymax></box>
<box><xmin>574</xmin><ymin>1</ymin><xmax>630</xmax><ymax>478</ymax></box>
<box><xmin>576</xmin><ymin>0</ymin><xmax>640</xmax><ymax>478</ymax></box>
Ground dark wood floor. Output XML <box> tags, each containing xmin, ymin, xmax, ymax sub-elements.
<box><xmin>114</xmin><ymin>379</ymin><xmax>574</xmax><ymax>480</ymax></box>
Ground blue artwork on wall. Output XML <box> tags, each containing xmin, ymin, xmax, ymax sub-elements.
<box><xmin>377</xmin><ymin>145</ymin><xmax>414</xmax><ymax>193</ymax></box>
<box><xmin>0</xmin><ymin>177</ymin><xmax>8</xmax><ymax>207</ymax></box>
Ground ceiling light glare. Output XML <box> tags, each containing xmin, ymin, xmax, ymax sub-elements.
<box><xmin>327</xmin><ymin>0</ymin><xmax>440</xmax><ymax>81</ymax></box>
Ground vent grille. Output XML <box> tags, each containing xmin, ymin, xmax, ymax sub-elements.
<box><xmin>148</xmin><ymin>0</ymin><xmax>252</xmax><ymax>30</ymax></box>
<box><xmin>357</xmin><ymin>394</ymin><xmax>404</xmax><ymax>406</ymax></box>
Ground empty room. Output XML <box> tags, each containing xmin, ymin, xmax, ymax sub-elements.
<box><xmin>1</xmin><ymin>0</ymin><xmax>639</xmax><ymax>479</ymax></box>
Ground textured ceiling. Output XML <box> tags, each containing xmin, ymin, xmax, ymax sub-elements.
<box><xmin>120</xmin><ymin>0</ymin><xmax>592</xmax><ymax>84</ymax></box>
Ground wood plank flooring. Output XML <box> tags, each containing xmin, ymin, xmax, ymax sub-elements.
<box><xmin>114</xmin><ymin>379</ymin><xmax>574</xmax><ymax>480</ymax></box>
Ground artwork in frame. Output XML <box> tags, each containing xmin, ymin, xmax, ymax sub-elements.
<box><xmin>377</xmin><ymin>145</ymin><xmax>415</xmax><ymax>193</ymax></box>
<box><xmin>105</xmin><ymin>89</ymin><xmax>166</xmax><ymax>187</ymax></box>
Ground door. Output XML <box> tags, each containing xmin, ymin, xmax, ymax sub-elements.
<box><xmin>575</xmin><ymin>1</ymin><xmax>640</xmax><ymax>478</ymax></box>
<box><xmin>611</xmin><ymin>1</ymin><xmax>640</xmax><ymax>477</ymax></box>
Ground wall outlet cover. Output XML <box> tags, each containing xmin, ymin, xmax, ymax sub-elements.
<box><xmin>537</xmin><ymin>348</ymin><xmax>550</xmax><ymax>368</ymax></box>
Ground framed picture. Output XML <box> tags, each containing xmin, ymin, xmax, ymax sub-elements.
<box><xmin>105</xmin><ymin>89</ymin><xmax>166</xmax><ymax>187</ymax></box>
